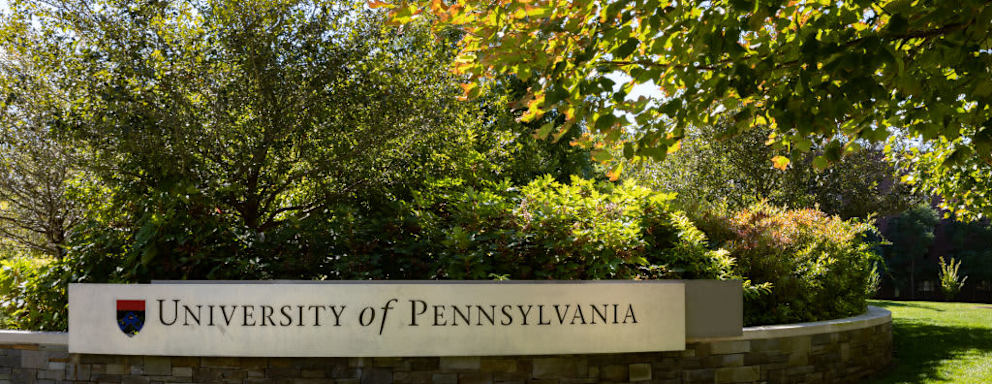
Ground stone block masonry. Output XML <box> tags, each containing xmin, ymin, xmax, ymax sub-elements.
<box><xmin>0</xmin><ymin>307</ymin><xmax>891</xmax><ymax>384</ymax></box>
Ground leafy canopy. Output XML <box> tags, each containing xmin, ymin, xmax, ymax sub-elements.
<box><xmin>0</xmin><ymin>0</ymin><xmax>602</xmax><ymax>282</ymax></box>
<box><xmin>0</xmin><ymin>0</ymin><xmax>495</xmax><ymax>279</ymax></box>
<box><xmin>635</xmin><ymin>123</ymin><xmax>921</xmax><ymax>219</ymax></box>
<box><xmin>378</xmin><ymin>0</ymin><xmax>992</xmax><ymax>217</ymax></box>
<box><xmin>895</xmin><ymin>139</ymin><xmax>992</xmax><ymax>220</ymax></box>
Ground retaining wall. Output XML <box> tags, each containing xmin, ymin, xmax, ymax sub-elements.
<box><xmin>0</xmin><ymin>306</ymin><xmax>891</xmax><ymax>384</ymax></box>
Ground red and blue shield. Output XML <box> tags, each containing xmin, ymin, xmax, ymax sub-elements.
<box><xmin>116</xmin><ymin>300</ymin><xmax>145</xmax><ymax>337</ymax></box>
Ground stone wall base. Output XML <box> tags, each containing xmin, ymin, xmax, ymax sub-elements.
<box><xmin>0</xmin><ymin>308</ymin><xmax>892</xmax><ymax>384</ymax></box>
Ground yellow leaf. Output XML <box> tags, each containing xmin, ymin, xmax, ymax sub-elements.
<box><xmin>764</xmin><ymin>131</ymin><xmax>777</xmax><ymax>146</ymax></box>
<box><xmin>387</xmin><ymin>4</ymin><xmax>420</xmax><ymax>23</ymax></box>
<box><xmin>607</xmin><ymin>162</ymin><xmax>624</xmax><ymax>181</ymax></box>
<box><xmin>533</xmin><ymin>122</ymin><xmax>554</xmax><ymax>139</ymax></box>
<box><xmin>430</xmin><ymin>0</ymin><xmax>444</xmax><ymax>12</ymax></box>
<box><xmin>755</xmin><ymin>115</ymin><xmax>768</xmax><ymax>126</ymax></box>
<box><xmin>459</xmin><ymin>82</ymin><xmax>479</xmax><ymax>100</ymax></box>
<box><xmin>520</xmin><ymin>110</ymin><xmax>539</xmax><ymax>122</ymax></box>
<box><xmin>552</xmin><ymin>119</ymin><xmax>576</xmax><ymax>143</ymax></box>
<box><xmin>527</xmin><ymin>93</ymin><xmax>545</xmax><ymax>111</ymax></box>
<box><xmin>368</xmin><ymin>0</ymin><xmax>391</xmax><ymax>8</ymax></box>
<box><xmin>520</xmin><ymin>93</ymin><xmax>545</xmax><ymax>122</ymax></box>
<box><xmin>771</xmin><ymin>155</ymin><xmax>790</xmax><ymax>170</ymax></box>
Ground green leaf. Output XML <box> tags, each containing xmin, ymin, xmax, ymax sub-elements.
<box><xmin>598</xmin><ymin>77</ymin><xmax>616</xmax><ymax>92</ymax></box>
<box><xmin>942</xmin><ymin>147</ymin><xmax>974</xmax><ymax>167</ymax></box>
<box><xmin>623</xmin><ymin>142</ymin><xmax>634</xmax><ymax>158</ymax></box>
<box><xmin>594</xmin><ymin>113</ymin><xmax>616</xmax><ymax>132</ymax></box>
<box><xmin>824</xmin><ymin>140</ymin><xmax>843</xmax><ymax>162</ymax></box>
<box><xmin>591</xmin><ymin>149</ymin><xmax>612</xmax><ymax>162</ymax></box>
<box><xmin>638</xmin><ymin>147</ymin><xmax>666</xmax><ymax>161</ymax></box>
<box><xmin>534</xmin><ymin>122</ymin><xmax>555</xmax><ymax>139</ymax></box>
<box><xmin>812</xmin><ymin>156</ymin><xmax>829</xmax><ymax>170</ymax></box>
<box><xmin>612</xmin><ymin>38</ymin><xmax>640</xmax><ymax>59</ymax></box>
<box><xmin>141</xmin><ymin>247</ymin><xmax>157</xmax><ymax>266</ymax></box>
<box><xmin>545</xmin><ymin>85</ymin><xmax>569</xmax><ymax>105</ymax></box>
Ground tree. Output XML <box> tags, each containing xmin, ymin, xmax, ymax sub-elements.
<box><xmin>0</xmin><ymin>45</ymin><xmax>90</xmax><ymax>259</ymax></box>
<box><xmin>379</xmin><ymin>0</ymin><xmax>992</xmax><ymax>218</ymax></box>
<box><xmin>476</xmin><ymin>77</ymin><xmax>597</xmax><ymax>184</ymax></box>
<box><xmin>882</xmin><ymin>204</ymin><xmax>939</xmax><ymax>299</ymax></box>
<box><xmin>0</xmin><ymin>125</ymin><xmax>82</xmax><ymax>259</ymax></box>
<box><xmin>634</xmin><ymin>123</ymin><xmax>920</xmax><ymax>219</ymax></box>
<box><xmin>894</xmin><ymin>138</ymin><xmax>992</xmax><ymax>221</ymax></box>
<box><xmin>0</xmin><ymin>0</ymin><xmax>601</xmax><ymax>281</ymax></box>
<box><xmin>634</xmin><ymin>123</ymin><xmax>811</xmax><ymax>211</ymax></box>
<box><xmin>0</xmin><ymin>0</ymin><xmax>493</xmax><ymax>279</ymax></box>
<box><xmin>810</xmin><ymin>145</ymin><xmax>919</xmax><ymax>220</ymax></box>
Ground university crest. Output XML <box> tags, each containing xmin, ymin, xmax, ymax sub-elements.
<box><xmin>116</xmin><ymin>300</ymin><xmax>145</xmax><ymax>337</ymax></box>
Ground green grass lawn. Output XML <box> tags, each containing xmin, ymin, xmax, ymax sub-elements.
<box><xmin>867</xmin><ymin>300</ymin><xmax>992</xmax><ymax>383</ymax></box>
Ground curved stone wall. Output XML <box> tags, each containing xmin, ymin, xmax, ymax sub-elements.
<box><xmin>0</xmin><ymin>306</ymin><xmax>891</xmax><ymax>384</ymax></box>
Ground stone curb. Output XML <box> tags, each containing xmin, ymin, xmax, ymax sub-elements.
<box><xmin>0</xmin><ymin>307</ymin><xmax>893</xmax><ymax>384</ymax></box>
<box><xmin>1</xmin><ymin>305</ymin><xmax>891</xmax><ymax>348</ymax></box>
<box><xmin>687</xmin><ymin>305</ymin><xmax>891</xmax><ymax>343</ymax></box>
<box><xmin>0</xmin><ymin>329</ymin><xmax>68</xmax><ymax>346</ymax></box>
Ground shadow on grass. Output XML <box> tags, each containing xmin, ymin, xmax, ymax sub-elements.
<box><xmin>865</xmin><ymin>321</ymin><xmax>992</xmax><ymax>383</ymax></box>
<box><xmin>872</xmin><ymin>300</ymin><xmax>946</xmax><ymax>312</ymax></box>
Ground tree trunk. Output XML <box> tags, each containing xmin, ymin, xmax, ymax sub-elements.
<box><xmin>910</xmin><ymin>258</ymin><xmax>916</xmax><ymax>300</ymax></box>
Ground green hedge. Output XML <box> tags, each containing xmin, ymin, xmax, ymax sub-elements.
<box><xmin>1</xmin><ymin>176</ymin><xmax>740</xmax><ymax>330</ymax></box>
<box><xmin>0</xmin><ymin>179</ymin><xmax>878</xmax><ymax>330</ymax></box>
<box><xmin>434</xmin><ymin>176</ymin><xmax>735</xmax><ymax>280</ymax></box>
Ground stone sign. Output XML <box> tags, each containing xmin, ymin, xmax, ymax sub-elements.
<box><xmin>68</xmin><ymin>281</ymin><xmax>685</xmax><ymax>357</ymax></box>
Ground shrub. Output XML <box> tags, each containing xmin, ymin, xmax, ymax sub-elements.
<box><xmin>937</xmin><ymin>256</ymin><xmax>967</xmax><ymax>300</ymax></box>
<box><xmin>436</xmin><ymin>176</ymin><xmax>735</xmax><ymax>280</ymax></box>
<box><xmin>693</xmin><ymin>202</ymin><xmax>878</xmax><ymax>326</ymax></box>
<box><xmin>866</xmin><ymin>262</ymin><xmax>882</xmax><ymax>298</ymax></box>
<box><xmin>0</xmin><ymin>256</ymin><xmax>68</xmax><ymax>330</ymax></box>
<box><xmin>56</xmin><ymin>175</ymin><xmax>736</xmax><ymax>276</ymax></box>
